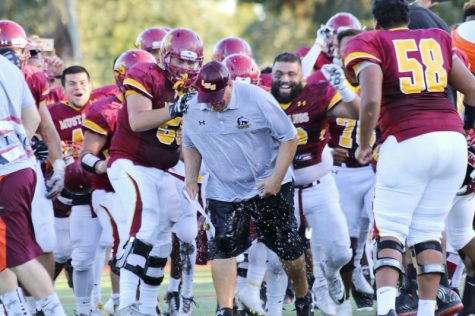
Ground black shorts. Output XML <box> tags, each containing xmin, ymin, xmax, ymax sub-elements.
<box><xmin>207</xmin><ymin>182</ymin><xmax>304</xmax><ymax>261</ymax></box>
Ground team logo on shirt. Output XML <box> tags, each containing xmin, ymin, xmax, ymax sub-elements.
<box><xmin>237</xmin><ymin>116</ymin><xmax>250</xmax><ymax>129</ymax></box>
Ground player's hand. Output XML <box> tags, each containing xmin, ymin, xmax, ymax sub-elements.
<box><xmin>45</xmin><ymin>56</ymin><xmax>64</xmax><ymax>76</ymax></box>
<box><xmin>315</xmin><ymin>25</ymin><xmax>330</xmax><ymax>49</ymax></box>
<box><xmin>46</xmin><ymin>159</ymin><xmax>65</xmax><ymax>199</ymax></box>
<box><xmin>355</xmin><ymin>146</ymin><xmax>372</xmax><ymax>165</ymax></box>
<box><xmin>321</xmin><ymin>64</ymin><xmax>347</xmax><ymax>91</ymax></box>
<box><xmin>31</xmin><ymin>137</ymin><xmax>49</xmax><ymax>162</ymax></box>
<box><xmin>169</xmin><ymin>92</ymin><xmax>197</xmax><ymax>119</ymax></box>
<box><xmin>184</xmin><ymin>181</ymin><xmax>199</xmax><ymax>200</ymax></box>
<box><xmin>332</xmin><ymin>148</ymin><xmax>349</xmax><ymax>165</ymax></box>
<box><xmin>257</xmin><ymin>176</ymin><xmax>281</xmax><ymax>198</ymax></box>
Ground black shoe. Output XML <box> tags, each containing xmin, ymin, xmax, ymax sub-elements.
<box><xmin>164</xmin><ymin>291</ymin><xmax>180</xmax><ymax>316</ymax></box>
<box><xmin>460</xmin><ymin>276</ymin><xmax>475</xmax><ymax>316</ymax></box>
<box><xmin>351</xmin><ymin>284</ymin><xmax>374</xmax><ymax>311</ymax></box>
<box><xmin>216</xmin><ymin>307</ymin><xmax>234</xmax><ymax>316</ymax></box>
<box><xmin>378</xmin><ymin>309</ymin><xmax>397</xmax><ymax>316</ymax></box>
<box><xmin>396</xmin><ymin>287</ymin><xmax>418</xmax><ymax>316</ymax></box>
<box><xmin>435</xmin><ymin>285</ymin><xmax>463</xmax><ymax>316</ymax></box>
<box><xmin>294</xmin><ymin>291</ymin><xmax>314</xmax><ymax>316</ymax></box>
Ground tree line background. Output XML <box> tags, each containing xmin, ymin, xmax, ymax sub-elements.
<box><xmin>0</xmin><ymin>0</ymin><xmax>469</xmax><ymax>87</ymax></box>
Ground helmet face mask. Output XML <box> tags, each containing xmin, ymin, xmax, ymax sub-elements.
<box><xmin>161</xmin><ymin>28</ymin><xmax>204</xmax><ymax>88</ymax></box>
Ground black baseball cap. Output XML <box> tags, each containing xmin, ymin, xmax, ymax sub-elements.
<box><xmin>197</xmin><ymin>60</ymin><xmax>230</xmax><ymax>103</ymax></box>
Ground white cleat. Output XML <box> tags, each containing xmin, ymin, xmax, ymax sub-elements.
<box><xmin>237</xmin><ymin>284</ymin><xmax>266</xmax><ymax>316</ymax></box>
<box><xmin>320</xmin><ymin>262</ymin><xmax>346</xmax><ymax>305</ymax></box>
<box><xmin>312</xmin><ymin>284</ymin><xmax>337</xmax><ymax>316</ymax></box>
<box><xmin>114</xmin><ymin>304</ymin><xmax>147</xmax><ymax>316</ymax></box>
<box><xmin>351</xmin><ymin>266</ymin><xmax>374</xmax><ymax>295</ymax></box>
<box><xmin>335</xmin><ymin>299</ymin><xmax>352</xmax><ymax>316</ymax></box>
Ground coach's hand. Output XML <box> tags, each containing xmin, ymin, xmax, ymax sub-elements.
<box><xmin>257</xmin><ymin>176</ymin><xmax>281</xmax><ymax>198</ymax></box>
<box><xmin>355</xmin><ymin>146</ymin><xmax>372</xmax><ymax>165</ymax></box>
<box><xmin>169</xmin><ymin>91</ymin><xmax>197</xmax><ymax>119</ymax></box>
<box><xmin>184</xmin><ymin>181</ymin><xmax>199</xmax><ymax>200</ymax></box>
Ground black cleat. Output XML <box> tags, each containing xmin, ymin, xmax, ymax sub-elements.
<box><xmin>294</xmin><ymin>291</ymin><xmax>314</xmax><ymax>316</ymax></box>
<box><xmin>396</xmin><ymin>287</ymin><xmax>418</xmax><ymax>316</ymax></box>
<box><xmin>435</xmin><ymin>285</ymin><xmax>463</xmax><ymax>316</ymax></box>
<box><xmin>351</xmin><ymin>284</ymin><xmax>374</xmax><ymax>311</ymax></box>
<box><xmin>216</xmin><ymin>307</ymin><xmax>234</xmax><ymax>316</ymax></box>
<box><xmin>164</xmin><ymin>291</ymin><xmax>180</xmax><ymax>316</ymax></box>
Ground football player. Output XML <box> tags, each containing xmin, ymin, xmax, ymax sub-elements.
<box><xmin>212</xmin><ymin>37</ymin><xmax>253</xmax><ymax>62</ymax></box>
<box><xmin>270</xmin><ymin>52</ymin><xmax>359</xmax><ymax>313</ymax></box>
<box><xmin>135</xmin><ymin>26</ymin><xmax>171</xmax><ymax>61</ymax></box>
<box><xmin>107</xmin><ymin>28</ymin><xmax>203</xmax><ymax>316</ymax></box>
<box><xmin>343</xmin><ymin>1</ymin><xmax>475</xmax><ymax>315</ymax></box>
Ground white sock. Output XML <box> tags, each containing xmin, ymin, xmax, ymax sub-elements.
<box><xmin>91</xmin><ymin>246</ymin><xmax>107</xmax><ymax>307</ymax></box>
<box><xmin>246</xmin><ymin>242</ymin><xmax>268</xmax><ymax>287</ymax></box>
<box><xmin>265</xmin><ymin>269</ymin><xmax>288</xmax><ymax>316</ymax></box>
<box><xmin>112</xmin><ymin>293</ymin><xmax>120</xmax><ymax>309</ymax></box>
<box><xmin>37</xmin><ymin>293</ymin><xmax>66</xmax><ymax>316</ymax></box>
<box><xmin>376</xmin><ymin>286</ymin><xmax>397</xmax><ymax>315</ymax></box>
<box><xmin>0</xmin><ymin>288</ymin><xmax>29</xmax><ymax>316</ymax></box>
<box><xmin>417</xmin><ymin>300</ymin><xmax>436</xmax><ymax>316</ymax></box>
<box><xmin>74</xmin><ymin>296</ymin><xmax>91</xmax><ymax>315</ymax></box>
<box><xmin>180</xmin><ymin>241</ymin><xmax>196</xmax><ymax>298</ymax></box>
<box><xmin>25</xmin><ymin>296</ymin><xmax>37</xmax><ymax>314</ymax></box>
<box><xmin>118</xmin><ymin>269</ymin><xmax>140</xmax><ymax>309</ymax></box>
<box><xmin>167</xmin><ymin>277</ymin><xmax>181</xmax><ymax>292</ymax></box>
<box><xmin>138</xmin><ymin>283</ymin><xmax>160</xmax><ymax>315</ymax></box>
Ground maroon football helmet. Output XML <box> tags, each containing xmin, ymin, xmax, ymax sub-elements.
<box><xmin>135</xmin><ymin>27</ymin><xmax>171</xmax><ymax>52</ymax></box>
<box><xmin>323</xmin><ymin>13</ymin><xmax>362</xmax><ymax>56</ymax></box>
<box><xmin>223</xmin><ymin>54</ymin><xmax>260</xmax><ymax>85</ymax></box>
<box><xmin>64</xmin><ymin>158</ymin><xmax>92</xmax><ymax>195</ymax></box>
<box><xmin>0</xmin><ymin>20</ymin><xmax>29</xmax><ymax>65</ymax></box>
<box><xmin>114</xmin><ymin>49</ymin><xmax>156</xmax><ymax>91</ymax></box>
<box><xmin>160</xmin><ymin>28</ymin><xmax>204</xmax><ymax>88</ymax></box>
<box><xmin>212</xmin><ymin>37</ymin><xmax>252</xmax><ymax>62</ymax></box>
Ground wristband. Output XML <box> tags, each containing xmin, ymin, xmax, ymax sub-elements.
<box><xmin>53</xmin><ymin>159</ymin><xmax>65</xmax><ymax>173</ymax></box>
<box><xmin>339</xmin><ymin>85</ymin><xmax>356</xmax><ymax>103</ymax></box>
<box><xmin>80</xmin><ymin>153</ymin><xmax>101</xmax><ymax>174</ymax></box>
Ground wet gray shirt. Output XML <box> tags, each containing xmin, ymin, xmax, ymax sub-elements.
<box><xmin>182</xmin><ymin>81</ymin><xmax>296</xmax><ymax>202</ymax></box>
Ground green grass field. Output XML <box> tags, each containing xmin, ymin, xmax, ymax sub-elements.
<box><xmin>56</xmin><ymin>265</ymin><xmax>375</xmax><ymax>315</ymax></box>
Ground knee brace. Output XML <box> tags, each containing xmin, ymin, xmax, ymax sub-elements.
<box><xmin>142</xmin><ymin>256</ymin><xmax>167</xmax><ymax>286</ymax></box>
<box><xmin>373</xmin><ymin>239</ymin><xmax>405</xmax><ymax>276</ymax></box>
<box><xmin>116</xmin><ymin>237</ymin><xmax>153</xmax><ymax>278</ymax></box>
<box><xmin>108</xmin><ymin>258</ymin><xmax>120</xmax><ymax>276</ymax></box>
<box><xmin>179</xmin><ymin>241</ymin><xmax>195</xmax><ymax>275</ymax></box>
<box><xmin>410</xmin><ymin>241</ymin><xmax>445</xmax><ymax>276</ymax></box>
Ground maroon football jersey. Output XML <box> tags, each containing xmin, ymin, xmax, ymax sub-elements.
<box><xmin>82</xmin><ymin>95</ymin><xmax>122</xmax><ymax>192</ymax></box>
<box><xmin>306</xmin><ymin>69</ymin><xmax>326</xmax><ymax>86</ymax></box>
<box><xmin>46</xmin><ymin>86</ymin><xmax>66</xmax><ymax>105</ymax></box>
<box><xmin>109</xmin><ymin>62</ymin><xmax>180</xmax><ymax>170</ymax></box>
<box><xmin>314</xmin><ymin>53</ymin><xmax>333</xmax><ymax>71</ymax></box>
<box><xmin>49</xmin><ymin>101</ymin><xmax>90</xmax><ymax>157</ymax></box>
<box><xmin>281</xmin><ymin>81</ymin><xmax>341</xmax><ymax>169</ymax></box>
<box><xmin>23</xmin><ymin>65</ymin><xmax>49</xmax><ymax>108</ymax></box>
<box><xmin>344</xmin><ymin>28</ymin><xmax>463</xmax><ymax>142</ymax></box>
<box><xmin>328</xmin><ymin>117</ymin><xmax>377</xmax><ymax>167</ymax></box>
<box><xmin>90</xmin><ymin>85</ymin><xmax>121</xmax><ymax>103</ymax></box>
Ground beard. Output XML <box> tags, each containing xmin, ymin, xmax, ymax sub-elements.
<box><xmin>271</xmin><ymin>81</ymin><xmax>304</xmax><ymax>104</ymax></box>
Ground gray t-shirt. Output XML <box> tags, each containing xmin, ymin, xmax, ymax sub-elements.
<box><xmin>182</xmin><ymin>81</ymin><xmax>296</xmax><ymax>202</ymax></box>
<box><xmin>0</xmin><ymin>55</ymin><xmax>36</xmax><ymax>176</ymax></box>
